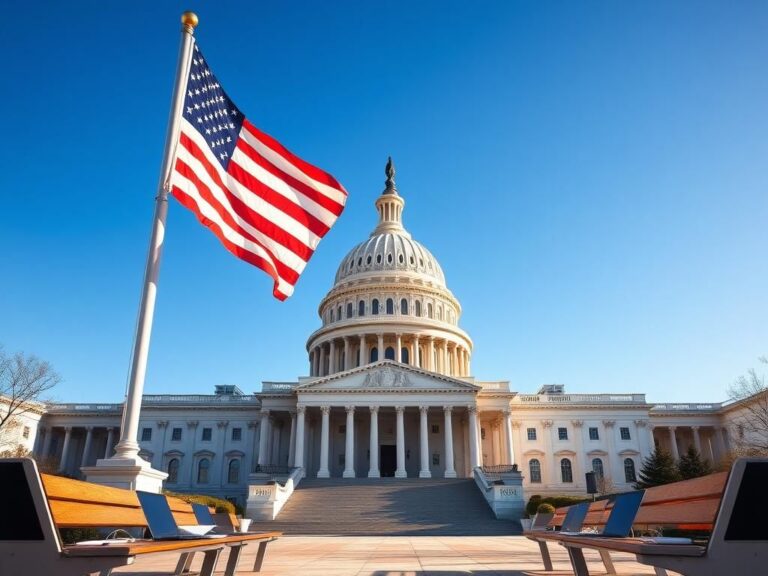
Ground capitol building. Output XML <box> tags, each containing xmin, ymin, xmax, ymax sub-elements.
<box><xmin>6</xmin><ymin>160</ymin><xmax>739</xmax><ymax>510</ymax></box>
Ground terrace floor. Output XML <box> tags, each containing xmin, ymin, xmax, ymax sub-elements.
<box><xmin>112</xmin><ymin>535</ymin><xmax>679</xmax><ymax>575</ymax></box>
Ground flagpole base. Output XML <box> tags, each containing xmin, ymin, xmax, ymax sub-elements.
<box><xmin>83</xmin><ymin>456</ymin><xmax>168</xmax><ymax>493</ymax></box>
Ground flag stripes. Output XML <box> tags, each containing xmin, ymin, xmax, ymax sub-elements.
<box><xmin>169</xmin><ymin>45</ymin><xmax>346</xmax><ymax>300</ymax></box>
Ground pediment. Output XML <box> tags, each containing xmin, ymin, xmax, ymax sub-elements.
<box><xmin>587</xmin><ymin>449</ymin><xmax>608</xmax><ymax>457</ymax></box>
<box><xmin>296</xmin><ymin>361</ymin><xmax>480</xmax><ymax>394</ymax></box>
<box><xmin>618</xmin><ymin>449</ymin><xmax>640</xmax><ymax>456</ymax></box>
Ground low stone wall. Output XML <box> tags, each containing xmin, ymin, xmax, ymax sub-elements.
<box><xmin>473</xmin><ymin>466</ymin><xmax>525</xmax><ymax>521</ymax></box>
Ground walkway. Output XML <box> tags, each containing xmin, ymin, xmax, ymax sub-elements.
<box><xmin>114</xmin><ymin>535</ymin><xmax>675</xmax><ymax>575</ymax></box>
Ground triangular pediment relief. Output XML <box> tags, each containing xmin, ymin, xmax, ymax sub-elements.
<box><xmin>297</xmin><ymin>360</ymin><xmax>480</xmax><ymax>393</ymax></box>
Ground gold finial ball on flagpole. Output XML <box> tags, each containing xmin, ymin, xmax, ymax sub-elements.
<box><xmin>181</xmin><ymin>11</ymin><xmax>199</xmax><ymax>28</ymax></box>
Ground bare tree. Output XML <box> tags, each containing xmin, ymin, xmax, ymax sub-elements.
<box><xmin>727</xmin><ymin>357</ymin><xmax>768</xmax><ymax>456</ymax></box>
<box><xmin>0</xmin><ymin>346</ymin><xmax>61</xmax><ymax>437</ymax></box>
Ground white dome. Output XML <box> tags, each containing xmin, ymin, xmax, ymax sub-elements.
<box><xmin>334</xmin><ymin>233</ymin><xmax>446</xmax><ymax>286</ymax></box>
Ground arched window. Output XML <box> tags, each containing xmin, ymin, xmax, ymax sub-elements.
<box><xmin>427</xmin><ymin>303</ymin><xmax>434</xmax><ymax>318</ymax></box>
<box><xmin>198</xmin><ymin>458</ymin><xmax>210</xmax><ymax>484</ymax></box>
<box><xmin>167</xmin><ymin>458</ymin><xmax>179</xmax><ymax>483</ymax></box>
<box><xmin>372</xmin><ymin>299</ymin><xmax>379</xmax><ymax>315</ymax></box>
<box><xmin>346</xmin><ymin>303</ymin><xmax>353</xmax><ymax>318</ymax></box>
<box><xmin>592</xmin><ymin>458</ymin><xmax>604</xmax><ymax>478</ymax></box>
<box><xmin>529</xmin><ymin>459</ymin><xmax>542</xmax><ymax>483</ymax></box>
<box><xmin>228</xmin><ymin>459</ymin><xmax>241</xmax><ymax>484</ymax></box>
<box><xmin>384</xmin><ymin>346</ymin><xmax>395</xmax><ymax>360</ymax></box>
<box><xmin>624</xmin><ymin>458</ymin><xmax>636</xmax><ymax>483</ymax></box>
<box><xmin>401</xmin><ymin>348</ymin><xmax>409</xmax><ymax>364</ymax></box>
<box><xmin>561</xmin><ymin>458</ymin><xmax>573</xmax><ymax>483</ymax></box>
<box><xmin>358</xmin><ymin>300</ymin><xmax>365</xmax><ymax>316</ymax></box>
<box><xmin>337</xmin><ymin>306</ymin><xmax>342</xmax><ymax>321</ymax></box>
<box><xmin>415</xmin><ymin>301</ymin><xmax>422</xmax><ymax>317</ymax></box>
<box><xmin>370</xmin><ymin>348</ymin><xmax>379</xmax><ymax>363</ymax></box>
<box><xmin>386</xmin><ymin>298</ymin><xmax>394</xmax><ymax>314</ymax></box>
<box><xmin>330</xmin><ymin>309</ymin><xmax>334</xmax><ymax>322</ymax></box>
<box><xmin>400</xmin><ymin>298</ymin><xmax>408</xmax><ymax>315</ymax></box>
<box><xmin>437</xmin><ymin>307</ymin><xmax>443</xmax><ymax>321</ymax></box>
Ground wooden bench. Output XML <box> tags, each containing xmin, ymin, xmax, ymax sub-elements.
<box><xmin>0</xmin><ymin>458</ymin><xmax>281</xmax><ymax>576</ymax></box>
<box><xmin>525</xmin><ymin>457</ymin><xmax>768</xmax><ymax>576</ymax></box>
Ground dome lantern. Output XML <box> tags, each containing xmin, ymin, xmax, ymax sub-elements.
<box><xmin>372</xmin><ymin>157</ymin><xmax>408</xmax><ymax>237</ymax></box>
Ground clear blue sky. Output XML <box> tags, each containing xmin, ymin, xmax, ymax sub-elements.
<box><xmin>1</xmin><ymin>1</ymin><xmax>766</xmax><ymax>404</ymax></box>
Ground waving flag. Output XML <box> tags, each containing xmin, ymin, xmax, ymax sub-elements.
<box><xmin>170</xmin><ymin>44</ymin><xmax>347</xmax><ymax>300</ymax></box>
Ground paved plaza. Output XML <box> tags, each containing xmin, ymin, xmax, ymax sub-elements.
<box><xmin>113</xmin><ymin>535</ymin><xmax>675</xmax><ymax>575</ymax></box>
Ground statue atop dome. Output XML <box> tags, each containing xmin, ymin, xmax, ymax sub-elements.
<box><xmin>384</xmin><ymin>156</ymin><xmax>398</xmax><ymax>195</ymax></box>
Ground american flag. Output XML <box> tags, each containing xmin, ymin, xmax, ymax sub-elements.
<box><xmin>170</xmin><ymin>44</ymin><xmax>347</xmax><ymax>300</ymax></box>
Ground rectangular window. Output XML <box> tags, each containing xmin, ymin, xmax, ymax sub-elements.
<box><xmin>620</xmin><ymin>427</ymin><xmax>631</xmax><ymax>440</ymax></box>
<box><xmin>22</xmin><ymin>426</ymin><xmax>30</xmax><ymax>439</ymax></box>
<box><xmin>527</xmin><ymin>427</ymin><xmax>537</xmax><ymax>441</ymax></box>
<box><xmin>432</xmin><ymin>453</ymin><xmax>440</xmax><ymax>466</ymax></box>
<box><xmin>202</xmin><ymin>427</ymin><xmax>212</xmax><ymax>441</ymax></box>
<box><xmin>231</xmin><ymin>427</ymin><xmax>242</xmax><ymax>441</ymax></box>
<box><xmin>431</xmin><ymin>424</ymin><xmax>440</xmax><ymax>434</ymax></box>
<box><xmin>171</xmin><ymin>427</ymin><xmax>182</xmax><ymax>441</ymax></box>
<box><xmin>558</xmin><ymin>427</ymin><xmax>568</xmax><ymax>440</ymax></box>
<box><xmin>141</xmin><ymin>427</ymin><xmax>152</xmax><ymax>442</ymax></box>
<box><xmin>589</xmin><ymin>427</ymin><xmax>599</xmax><ymax>440</ymax></box>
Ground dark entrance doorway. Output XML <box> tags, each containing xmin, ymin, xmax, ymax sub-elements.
<box><xmin>380</xmin><ymin>445</ymin><xmax>396</xmax><ymax>477</ymax></box>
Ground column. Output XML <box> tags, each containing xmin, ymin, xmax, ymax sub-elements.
<box><xmin>442</xmin><ymin>340</ymin><xmax>449</xmax><ymax>374</ymax></box>
<box><xmin>456</xmin><ymin>347</ymin><xmax>463</xmax><ymax>376</ymax></box>
<box><xmin>59</xmin><ymin>427</ymin><xmax>73</xmax><ymax>473</ymax></box>
<box><xmin>395</xmin><ymin>334</ymin><xmax>402</xmax><ymax>363</ymax></box>
<box><xmin>42</xmin><ymin>427</ymin><xmax>54</xmax><ymax>458</ymax></box>
<box><xmin>329</xmin><ymin>340</ymin><xmax>336</xmax><ymax>374</ymax></box>
<box><xmin>466</xmin><ymin>353</ymin><xmax>471</xmax><ymax>375</ymax></box>
<box><xmin>413</xmin><ymin>335</ymin><xmax>421</xmax><ymax>368</ymax></box>
<box><xmin>81</xmin><ymin>426</ymin><xmax>94</xmax><ymax>468</ymax></box>
<box><xmin>419</xmin><ymin>406</ymin><xmax>431</xmax><ymax>478</ymax></box>
<box><xmin>104</xmin><ymin>427</ymin><xmax>115</xmax><ymax>458</ymax></box>
<box><xmin>309</xmin><ymin>350</ymin><xmax>314</xmax><ymax>376</ymax></box>
<box><xmin>317</xmin><ymin>406</ymin><xmax>330</xmax><ymax>478</ymax></box>
<box><xmin>603</xmin><ymin>420</ymin><xmax>619</xmax><ymax>481</ymax></box>
<box><xmin>257</xmin><ymin>410</ymin><xmax>271</xmax><ymax>468</ymax></box>
<box><xmin>359</xmin><ymin>334</ymin><xmax>366</xmax><ymax>367</ymax></box>
<box><xmin>691</xmin><ymin>426</ymin><xmax>702</xmax><ymax>455</ymax></box>
<box><xmin>443</xmin><ymin>407</ymin><xmax>456</xmax><ymax>477</ymax></box>
<box><xmin>319</xmin><ymin>345</ymin><xmax>326</xmax><ymax>376</ymax></box>
<box><xmin>668</xmin><ymin>426</ymin><xmax>680</xmax><ymax>460</ymax></box>
<box><xmin>377</xmin><ymin>333</ymin><xmax>384</xmax><ymax>361</ymax></box>
<box><xmin>648</xmin><ymin>425</ymin><xmax>656</xmax><ymax>455</ymax></box>
<box><xmin>541</xmin><ymin>420</ymin><xmax>554</xmax><ymax>484</ymax></box>
<box><xmin>294</xmin><ymin>406</ymin><xmax>306</xmax><ymax>474</ymax></box>
<box><xmin>343</xmin><ymin>337</ymin><xmax>351</xmax><ymax>371</ymax></box>
<box><xmin>503</xmin><ymin>410</ymin><xmax>515</xmax><ymax>465</ymax></box>
<box><xmin>343</xmin><ymin>406</ymin><xmax>355</xmax><ymax>478</ymax></box>
<box><xmin>714</xmin><ymin>426</ymin><xmax>727</xmax><ymax>462</ymax></box>
<box><xmin>428</xmin><ymin>337</ymin><xmax>435</xmax><ymax>371</ymax></box>
<box><xmin>288</xmin><ymin>411</ymin><xmax>297</xmax><ymax>467</ymax></box>
<box><xmin>468</xmin><ymin>407</ymin><xmax>480</xmax><ymax>469</ymax></box>
<box><xmin>512</xmin><ymin>421</ymin><xmax>523</xmax><ymax>466</ymax></box>
<box><xmin>395</xmin><ymin>406</ymin><xmax>407</xmax><ymax>478</ymax></box>
<box><xmin>368</xmin><ymin>406</ymin><xmax>380</xmax><ymax>478</ymax></box>
<box><xmin>571</xmin><ymin>420</ymin><xmax>585</xmax><ymax>488</ymax></box>
<box><xmin>720</xmin><ymin>426</ymin><xmax>731</xmax><ymax>454</ymax></box>
<box><xmin>247</xmin><ymin>421</ymin><xmax>259</xmax><ymax>473</ymax></box>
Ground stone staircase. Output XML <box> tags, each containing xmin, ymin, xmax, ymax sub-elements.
<box><xmin>262</xmin><ymin>477</ymin><xmax>521</xmax><ymax>536</ymax></box>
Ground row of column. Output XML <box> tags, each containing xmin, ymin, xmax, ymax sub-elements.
<box><xmin>35</xmin><ymin>426</ymin><xmax>118</xmax><ymax>473</ymax></box>
<box><xmin>309</xmin><ymin>334</ymin><xmax>471</xmax><ymax>377</ymax></box>
<box><xmin>658</xmin><ymin>425</ymin><xmax>730</xmax><ymax>462</ymax></box>
<box><xmin>289</xmin><ymin>405</ymin><xmax>486</xmax><ymax>479</ymax></box>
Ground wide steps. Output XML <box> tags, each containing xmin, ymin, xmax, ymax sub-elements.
<box><xmin>264</xmin><ymin>477</ymin><xmax>521</xmax><ymax>536</ymax></box>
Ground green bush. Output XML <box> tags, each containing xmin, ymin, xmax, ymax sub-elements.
<box><xmin>525</xmin><ymin>495</ymin><xmax>590</xmax><ymax>517</ymax></box>
<box><xmin>163</xmin><ymin>491</ymin><xmax>237</xmax><ymax>514</ymax></box>
<box><xmin>536</xmin><ymin>503</ymin><xmax>556</xmax><ymax>514</ymax></box>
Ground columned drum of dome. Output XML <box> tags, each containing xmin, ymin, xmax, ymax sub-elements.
<box><xmin>306</xmin><ymin>158</ymin><xmax>473</xmax><ymax>379</ymax></box>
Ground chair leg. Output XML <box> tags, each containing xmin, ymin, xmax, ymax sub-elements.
<box><xmin>252</xmin><ymin>540</ymin><xmax>269</xmax><ymax>572</ymax></box>
<box><xmin>567</xmin><ymin>546</ymin><xmax>590</xmax><ymax>576</ymax></box>
<box><xmin>199</xmin><ymin>548</ymin><xmax>223</xmax><ymax>576</ymax></box>
<box><xmin>175</xmin><ymin>552</ymin><xmax>195</xmax><ymax>575</ymax></box>
<box><xmin>224</xmin><ymin>545</ymin><xmax>244</xmax><ymax>576</ymax></box>
<box><xmin>537</xmin><ymin>540</ymin><xmax>554</xmax><ymax>571</ymax></box>
<box><xmin>599</xmin><ymin>549</ymin><xmax>616</xmax><ymax>574</ymax></box>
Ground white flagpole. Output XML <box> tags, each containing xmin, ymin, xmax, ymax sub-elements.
<box><xmin>112</xmin><ymin>12</ymin><xmax>198</xmax><ymax>462</ymax></box>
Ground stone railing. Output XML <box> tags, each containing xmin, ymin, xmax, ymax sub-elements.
<box><xmin>650</xmin><ymin>403</ymin><xmax>722</xmax><ymax>412</ymax></box>
<box><xmin>245</xmin><ymin>466</ymin><xmax>304</xmax><ymax>520</ymax></box>
<box><xmin>46</xmin><ymin>394</ymin><xmax>260</xmax><ymax>412</ymax></box>
<box><xmin>473</xmin><ymin>466</ymin><xmax>525</xmax><ymax>521</ymax></box>
<box><xmin>513</xmin><ymin>393</ymin><xmax>647</xmax><ymax>405</ymax></box>
<box><xmin>478</xmin><ymin>381</ymin><xmax>511</xmax><ymax>391</ymax></box>
<box><xmin>260</xmin><ymin>382</ymin><xmax>297</xmax><ymax>393</ymax></box>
